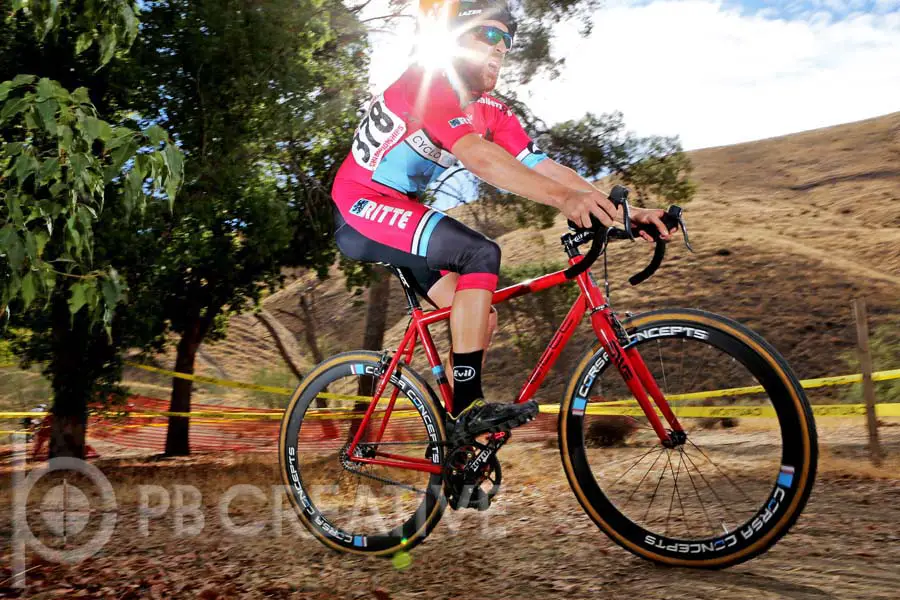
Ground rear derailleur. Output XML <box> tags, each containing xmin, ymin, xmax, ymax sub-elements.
<box><xmin>443</xmin><ymin>432</ymin><xmax>507</xmax><ymax>511</ymax></box>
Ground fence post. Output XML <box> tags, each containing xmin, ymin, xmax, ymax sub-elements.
<box><xmin>852</xmin><ymin>298</ymin><xmax>883</xmax><ymax>466</ymax></box>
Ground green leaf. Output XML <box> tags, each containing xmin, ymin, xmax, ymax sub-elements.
<box><xmin>98</xmin><ymin>31</ymin><xmax>118</xmax><ymax>67</ymax></box>
<box><xmin>11</xmin><ymin>74</ymin><xmax>36</xmax><ymax>87</ymax></box>
<box><xmin>69</xmin><ymin>282</ymin><xmax>87</xmax><ymax>316</ymax></box>
<box><xmin>0</xmin><ymin>81</ymin><xmax>11</xmax><ymax>102</ymax></box>
<box><xmin>0</xmin><ymin>98</ymin><xmax>28</xmax><ymax>123</ymax></box>
<box><xmin>163</xmin><ymin>144</ymin><xmax>184</xmax><ymax>206</ymax></box>
<box><xmin>107</xmin><ymin>140</ymin><xmax>138</xmax><ymax>174</ymax></box>
<box><xmin>36</xmin><ymin>78</ymin><xmax>55</xmax><ymax>101</ymax></box>
<box><xmin>14</xmin><ymin>153</ymin><xmax>39</xmax><ymax>184</ymax></box>
<box><xmin>20</xmin><ymin>272</ymin><xmax>36</xmax><ymax>308</ymax></box>
<box><xmin>52</xmin><ymin>85</ymin><xmax>70</xmax><ymax>103</ymax></box>
<box><xmin>75</xmin><ymin>32</ymin><xmax>94</xmax><ymax>55</ymax></box>
<box><xmin>37</xmin><ymin>157</ymin><xmax>60</xmax><ymax>185</ymax></box>
<box><xmin>42</xmin><ymin>0</ymin><xmax>61</xmax><ymax>41</ymax></box>
<box><xmin>4</xmin><ymin>142</ymin><xmax>24</xmax><ymax>157</ymax></box>
<box><xmin>24</xmin><ymin>230</ymin><xmax>38</xmax><ymax>259</ymax></box>
<box><xmin>144</xmin><ymin>125</ymin><xmax>168</xmax><ymax>146</ymax></box>
<box><xmin>36</xmin><ymin>99</ymin><xmax>58</xmax><ymax>135</ymax></box>
<box><xmin>2</xmin><ymin>228</ymin><xmax>25</xmax><ymax>269</ymax></box>
<box><xmin>82</xmin><ymin>116</ymin><xmax>112</xmax><ymax>142</ymax></box>
<box><xmin>71</xmin><ymin>87</ymin><xmax>91</xmax><ymax>106</ymax></box>
<box><xmin>59</xmin><ymin>125</ymin><xmax>73</xmax><ymax>151</ymax></box>
<box><xmin>34</xmin><ymin>231</ymin><xmax>50</xmax><ymax>256</ymax></box>
<box><xmin>119</xmin><ymin>4</ymin><xmax>139</xmax><ymax>44</ymax></box>
<box><xmin>101</xmin><ymin>276</ymin><xmax>120</xmax><ymax>307</ymax></box>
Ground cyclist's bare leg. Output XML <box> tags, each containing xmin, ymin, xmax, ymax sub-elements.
<box><xmin>427</xmin><ymin>274</ymin><xmax>497</xmax><ymax>388</ymax></box>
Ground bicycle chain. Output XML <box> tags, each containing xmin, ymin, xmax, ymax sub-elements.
<box><xmin>339</xmin><ymin>441</ymin><xmax>452</xmax><ymax>496</ymax></box>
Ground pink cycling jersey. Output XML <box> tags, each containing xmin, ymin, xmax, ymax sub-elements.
<box><xmin>331</xmin><ymin>65</ymin><xmax>547</xmax><ymax>292</ymax></box>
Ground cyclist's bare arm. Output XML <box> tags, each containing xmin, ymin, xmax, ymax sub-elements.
<box><xmin>534</xmin><ymin>158</ymin><xmax>673</xmax><ymax>241</ymax></box>
<box><xmin>451</xmin><ymin>134</ymin><xmax>617</xmax><ymax>229</ymax></box>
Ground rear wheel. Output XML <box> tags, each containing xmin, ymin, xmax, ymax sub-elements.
<box><xmin>559</xmin><ymin>309</ymin><xmax>817</xmax><ymax>568</ymax></box>
<box><xmin>279</xmin><ymin>351</ymin><xmax>447</xmax><ymax>556</ymax></box>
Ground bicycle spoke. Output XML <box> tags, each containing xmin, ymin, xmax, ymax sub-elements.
<box><xmin>664</xmin><ymin>448</ymin><xmax>687</xmax><ymax>537</ymax></box>
<box><xmin>623</xmin><ymin>448</ymin><xmax>666</xmax><ymax>508</ymax></box>
<box><xmin>679</xmin><ymin>448</ymin><xmax>748</xmax><ymax>533</ymax></box>
<box><xmin>608</xmin><ymin>446</ymin><xmax>666</xmax><ymax>488</ymax></box>
<box><xmin>678</xmin><ymin>447</ymin><xmax>717</xmax><ymax>538</ymax></box>
<box><xmin>687</xmin><ymin>439</ymin><xmax>754</xmax><ymax>504</ymax></box>
<box><xmin>656</xmin><ymin>340</ymin><xmax>669</xmax><ymax>395</ymax></box>
<box><xmin>642</xmin><ymin>450</ymin><xmax>671</xmax><ymax>523</ymax></box>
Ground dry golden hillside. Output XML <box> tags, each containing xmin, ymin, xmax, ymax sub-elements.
<box><xmin>135</xmin><ymin>111</ymin><xmax>900</xmax><ymax>405</ymax></box>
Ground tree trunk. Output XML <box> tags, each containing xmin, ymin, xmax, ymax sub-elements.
<box><xmin>298</xmin><ymin>294</ymin><xmax>324</xmax><ymax>363</ymax></box>
<box><xmin>165</xmin><ymin>313</ymin><xmax>212</xmax><ymax>457</ymax></box>
<box><xmin>255</xmin><ymin>308</ymin><xmax>306</xmax><ymax>380</ymax></box>
<box><xmin>362</xmin><ymin>271</ymin><xmax>391</xmax><ymax>351</ymax></box>
<box><xmin>48</xmin><ymin>292</ymin><xmax>90</xmax><ymax>459</ymax></box>
<box><xmin>351</xmin><ymin>270</ymin><xmax>391</xmax><ymax>440</ymax></box>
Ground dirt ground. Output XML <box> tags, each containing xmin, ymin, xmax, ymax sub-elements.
<box><xmin>2</xmin><ymin>418</ymin><xmax>899</xmax><ymax>599</ymax></box>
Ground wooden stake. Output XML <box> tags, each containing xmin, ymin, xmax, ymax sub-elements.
<box><xmin>852</xmin><ymin>298</ymin><xmax>883</xmax><ymax>466</ymax></box>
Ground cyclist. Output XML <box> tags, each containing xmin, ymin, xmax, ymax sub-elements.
<box><xmin>330</xmin><ymin>0</ymin><xmax>673</xmax><ymax>438</ymax></box>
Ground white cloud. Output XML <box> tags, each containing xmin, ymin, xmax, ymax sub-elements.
<box><xmin>363</xmin><ymin>1</ymin><xmax>900</xmax><ymax>149</ymax></box>
<box><xmin>518</xmin><ymin>0</ymin><xmax>900</xmax><ymax>148</ymax></box>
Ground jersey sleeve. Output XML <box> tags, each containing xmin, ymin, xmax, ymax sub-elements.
<box><xmin>415</xmin><ymin>75</ymin><xmax>477</xmax><ymax>150</ymax></box>
<box><xmin>491</xmin><ymin>110</ymin><xmax>549</xmax><ymax>169</ymax></box>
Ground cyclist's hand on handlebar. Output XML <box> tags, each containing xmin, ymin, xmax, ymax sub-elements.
<box><xmin>560</xmin><ymin>189</ymin><xmax>618</xmax><ymax>229</ymax></box>
<box><xmin>630</xmin><ymin>207</ymin><xmax>677</xmax><ymax>242</ymax></box>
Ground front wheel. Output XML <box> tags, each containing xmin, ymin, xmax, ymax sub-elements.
<box><xmin>559</xmin><ymin>309</ymin><xmax>817</xmax><ymax>568</ymax></box>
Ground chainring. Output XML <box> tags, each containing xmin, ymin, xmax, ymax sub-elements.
<box><xmin>443</xmin><ymin>441</ymin><xmax>502</xmax><ymax>510</ymax></box>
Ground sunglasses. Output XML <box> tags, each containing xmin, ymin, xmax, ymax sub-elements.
<box><xmin>473</xmin><ymin>25</ymin><xmax>514</xmax><ymax>50</ymax></box>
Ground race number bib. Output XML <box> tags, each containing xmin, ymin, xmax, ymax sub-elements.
<box><xmin>351</xmin><ymin>95</ymin><xmax>406</xmax><ymax>171</ymax></box>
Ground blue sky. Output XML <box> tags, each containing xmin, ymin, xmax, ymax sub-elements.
<box><xmin>364</xmin><ymin>0</ymin><xmax>900</xmax><ymax>149</ymax></box>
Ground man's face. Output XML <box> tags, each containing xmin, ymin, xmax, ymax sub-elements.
<box><xmin>455</xmin><ymin>20</ymin><xmax>511</xmax><ymax>93</ymax></box>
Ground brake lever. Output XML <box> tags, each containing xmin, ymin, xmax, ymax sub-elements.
<box><xmin>677</xmin><ymin>211</ymin><xmax>694</xmax><ymax>252</ymax></box>
<box><xmin>666</xmin><ymin>205</ymin><xmax>694</xmax><ymax>252</ymax></box>
<box><xmin>609</xmin><ymin>185</ymin><xmax>635</xmax><ymax>241</ymax></box>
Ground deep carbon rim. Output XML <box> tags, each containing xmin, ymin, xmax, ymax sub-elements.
<box><xmin>279</xmin><ymin>352</ymin><xmax>447</xmax><ymax>556</ymax></box>
<box><xmin>560</xmin><ymin>309</ymin><xmax>817</xmax><ymax>568</ymax></box>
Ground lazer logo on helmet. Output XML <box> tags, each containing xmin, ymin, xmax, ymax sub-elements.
<box><xmin>349</xmin><ymin>199</ymin><xmax>414</xmax><ymax>229</ymax></box>
<box><xmin>458</xmin><ymin>9</ymin><xmax>483</xmax><ymax>16</ymax></box>
<box><xmin>453</xmin><ymin>366</ymin><xmax>476</xmax><ymax>382</ymax></box>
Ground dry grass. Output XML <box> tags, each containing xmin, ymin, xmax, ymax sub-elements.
<box><xmin>148</xmin><ymin>112</ymin><xmax>899</xmax><ymax>411</ymax></box>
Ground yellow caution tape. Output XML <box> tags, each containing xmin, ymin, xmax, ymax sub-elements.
<box><xmin>0</xmin><ymin>430</ymin><xmax>29</xmax><ymax>435</ymax></box>
<box><xmin>124</xmin><ymin>362</ymin><xmax>296</xmax><ymax>395</ymax></box>
<box><xmin>535</xmin><ymin>402</ymin><xmax>900</xmax><ymax>418</ymax></box>
<box><xmin>600</xmin><ymin>368</ymin><xmax>900</xmax><ymax>406</ymax></box>
<box><xmin>3</xmin><ymin>403</ymin><xmax>898</xmax><ymax>421</ymax></box>
<box><xmin>124</xmin><ymin>362</ymin><xmax>900</xmax><ymax>402</ymax></box>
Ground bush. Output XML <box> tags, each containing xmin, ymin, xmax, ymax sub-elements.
<box><xmin>584</xmin><ymin>416</ymin><xmax>640</xmax><ymax>447</ymax></box>
<box><xmin>249</xmin><ymin>365</ymin><xmax>298</xmax><ymax>409</ymax></box>
<box><xmin>840</xmin><ymin>320</ymin><xmax>900</xmax><ymax>404</ymax></box>
<box><xmin>498</xmin><ymin>262</ymin><xmax>581</xmax><ymax>362</ymax></box>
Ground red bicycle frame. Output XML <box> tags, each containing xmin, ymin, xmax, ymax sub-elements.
<box><xmin>345</xmin><ymin>254</ymin><xmax>684</xmax><ymax>476</ymax></box>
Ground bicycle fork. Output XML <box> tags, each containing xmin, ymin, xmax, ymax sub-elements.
<box><xmin>588</xmin><ymin>308</ymin><xmax>686</xmax><ymax>447</ymax></box>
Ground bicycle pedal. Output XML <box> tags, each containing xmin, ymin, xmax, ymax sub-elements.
<box><xmin>449</xmin><ymin>485</ymin><xmax>492</xmax><ymax>511</ymax></box>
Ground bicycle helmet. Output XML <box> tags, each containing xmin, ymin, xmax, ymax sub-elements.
<box><xmin>419</xmin><ymin>0</ymin><xmax>518</xmax><ymax>37</ymax></box>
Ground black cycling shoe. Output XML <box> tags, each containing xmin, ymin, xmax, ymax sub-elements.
<box><xmin>448</xmin><ymin>399</ymin><xmax>539</xmax><ymax>442</ymax></box>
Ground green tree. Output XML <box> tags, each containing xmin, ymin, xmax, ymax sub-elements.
<box><xmin>1</xmin><ymin>2</ymin><xmax>183</xmax><ymax>457</ymax></box>
<box><xmin>126</xmin><ymin>0</ymin><xmax>367</xmax><ymax>455</ymax></box>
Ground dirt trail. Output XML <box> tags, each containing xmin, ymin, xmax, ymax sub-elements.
<box><xmin>693</xmin><ymin>226</ymin><xmax>900</xmax><ymax>289</ymax></box>
<box><xmin>2</xmin><ymin>422</ymin><xmax>899</xmax><ymax>599</ymax></box>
